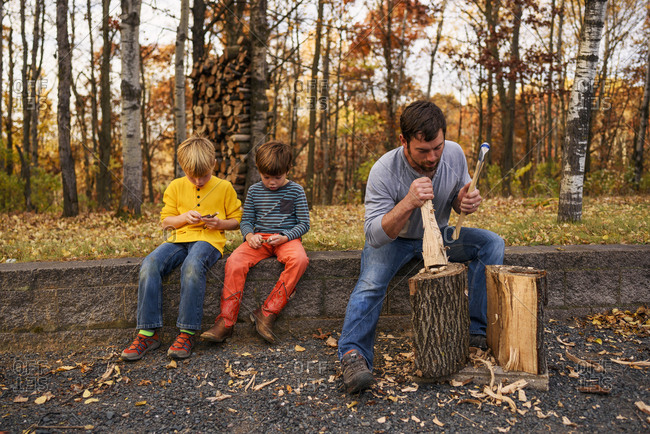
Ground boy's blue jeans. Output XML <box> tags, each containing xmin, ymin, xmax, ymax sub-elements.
<box><xmin>338</xmin><ymin>226</ymin><xmax>505</xmax><ymax>370</ymax></box>
<box><xmin>137</xmin><ymin>241</ymin><xmax>221</xmax><ymax>331</ymax></box>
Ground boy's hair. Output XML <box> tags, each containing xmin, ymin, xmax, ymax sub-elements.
<box><xmin>400</xmin><ymin>100</ymin><xmax>447</xmax><ymax>144</ymax></box>
<box><xmin>177</xmin><ymin>136</ymin><xmax>216</xmax><ymax>178</ymax></box>
<box><xmin>255</xmin><ymin>141</ymin><xmax>293</xmax><ymax>176</ymax></box>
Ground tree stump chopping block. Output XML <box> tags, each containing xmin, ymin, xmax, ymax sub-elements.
<box><xmin>486</xmin><ymin>265</ymin><xmax>547</xmax><ymax>375</ymax></box>
<box><xmin>409</xmin><ymin>262</ymin><xmax>469</xmax><ymax>378</ymax></box>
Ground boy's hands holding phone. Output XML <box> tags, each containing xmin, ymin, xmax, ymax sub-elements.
<box><xmin>200</xmin><ymin>212</ymin><xmax>224</xmax><ymax>230</ymax></box>
<box><xmin>246</xmin><ymin>233</ymin><xmax>288</xmax><ymax>249</ymax></box>
<box><xmin>184</xmin><ymin>210</ymin><xmax>203</xmax><ymax>225</ymax></box>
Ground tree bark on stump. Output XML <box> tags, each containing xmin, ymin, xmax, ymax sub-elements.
<box><xmin>409</xmin><ymin>262</ymin><xmax>468</xmax><ymax>378</ymax></box>
<box><xmin>486</xmin><ymin>265</ymin><xmax>547</xmax><ymax>375</ymax></box>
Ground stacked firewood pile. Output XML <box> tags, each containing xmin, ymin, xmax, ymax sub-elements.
<box><xmin>191</xmin><ymin>36</ymin><xmax>251</xmax><ymax>197</ymax></box>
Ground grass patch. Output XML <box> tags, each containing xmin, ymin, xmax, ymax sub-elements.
<box><xmin>1</xmin><ymin>195</ymin><xmax>648</xmax><ymax>263</ymax></box>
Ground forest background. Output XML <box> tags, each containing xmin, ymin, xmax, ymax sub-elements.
<box><xmin>0</xmin><ymin>0</ymin><xmax>649</xmax><ymax>262</ymax></box>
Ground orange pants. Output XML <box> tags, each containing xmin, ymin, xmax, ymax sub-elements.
<box><xmin>217</xmin><ymin>235</ymin><xmax>309</xmax><ymax>327</ymax></box>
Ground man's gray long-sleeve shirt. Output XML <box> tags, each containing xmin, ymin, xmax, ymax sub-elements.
<box><xmin>364</xmin><ymin>141</ymin><xmax>472</xmax><ymax>248</ymax></box>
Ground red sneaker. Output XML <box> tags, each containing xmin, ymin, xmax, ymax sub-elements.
<box><xmin>121</xmin><ymin>333</ymin><xmax>160</xmax><ymax>361</ymax></box>
<box><xmin>167</xmin><ymin>332</ymin><xmax>195</xmax><ymax>359</ymax></box>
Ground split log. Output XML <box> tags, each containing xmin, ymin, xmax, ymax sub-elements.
<box><xmin>420</xmin><ymin>200</ymin><xmax>447</xmax><ymax>268</ymax></box>
<box><xmin>409</xmin><ymin>262</ymin><xmax>469</xmax><ymax>378</ymax></box>
<box><xmin>486</xmin><ymin>265</ymin><xmax>547</xmax><ymax>375</ymax></box>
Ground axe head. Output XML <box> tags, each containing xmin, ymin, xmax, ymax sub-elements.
<box><xmin>478</xmin><ymin>143</ymin><xmax>490</xmax><ymax>162</ymax></box>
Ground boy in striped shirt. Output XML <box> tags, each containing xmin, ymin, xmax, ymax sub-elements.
<box><xmin>201</xmin><ymin>141</ymin><xmax>310</xmax><ymax>344</ymax></box>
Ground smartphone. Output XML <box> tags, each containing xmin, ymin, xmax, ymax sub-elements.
<box><xmin>200</xmin><ymin>213</ymin><xmax>217</xmax><ymax>219</ymax></box>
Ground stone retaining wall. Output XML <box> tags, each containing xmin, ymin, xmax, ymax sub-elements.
<box><xmin>1</xmin><ymin>245</ymin><xmax>648</xmax><ymax>350</ymax></box>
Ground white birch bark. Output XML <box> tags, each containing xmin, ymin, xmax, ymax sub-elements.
<box><xmin>557</xmin><ymin>0</ymin><xmax>608</xmax><ymax>222</ymax></box>
<box><xmin>174</xmin><ymin>0</ymin><xmax>189</xmax><ymax>178</ymax></box>
<box><xmin>118</xmin><ymin>0</ymin><xmax>143</xmax><ymax>216</ymax></box>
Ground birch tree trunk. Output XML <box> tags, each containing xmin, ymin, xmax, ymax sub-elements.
<box><xmin>118</xmin><ymin>0</ymin><xmax>143</xmax><ymax>216</ymax></box>
<box><xmin>558</xmin><ymin>0</ymin><xmax>608</xmax><ymax>222</ymax></box>
<box><xmin>97</xmin><ymin>0</ymin><xmax>113</xmax><ymax>209</ymax></box>
<box><xmin>57</xmin><ymin>0</ymin><xmax>79</xmax><ymax>217</ymax></box>
<box><xmin>633</xmin><ymin>22</ymin><xmax>650</xmax><ymax>188</ymax></box>
<box><xmin>174</xmin><ymin>0</ymin><xmax>189</xmax><ymax>178</ymax></box>
<box><xmin>245</xmin><ymin>0</ymin><xmax>269</xmax><ymax>195</ymax></box>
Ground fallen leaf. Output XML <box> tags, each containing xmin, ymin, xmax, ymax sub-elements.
<box><xmin>325</xmin><ymin>336</ymin><xmax>338</xmax><ymax>348</ymax></box>
<box><xmin>432</xmin><ymin>416</ymin><xmax>444</xmax><ymax>427</ymax></box>
<box><xmin>56</xmin><ymin>365</ymin><xmax>77</xmax><ymax>372</ymax></box>
<box><xmin>294</xmin><ymin>345</ymin><xmax>306</xmax><ymax>352</ymax></box>
<box><xmin>166</xmin><ymin>360</ymin><xmax>178</xmax><ymax>370</ymax></box>
<box><xmin>387</xmin><ymin>395</ymin><xmax>398</xmax><ymax>402</ymax></box>
<box><xmin>241</xmin><ymin>352</ymin><xmax>252</xmax><ymax>357</ymax></box>
<box><xmin>135</xmin><ymin>401</ymin><xmax>147</xmax><ymax>406</ymax></box>
<box><xmin>377</xmin><ymin>416</ymin><xmax>386</xmax><ymax>423</ymax></box>
<box><xmin>636</xmin><ymin>401</ymin><xmax>650</xmax><ymax>415</ymax></box>
<box><xmin>616</xmin><ymin>415</ymin><xmax>627</xmax><ymax>420</ymax></box>
<box><xmin>497</xmin><ymin>427</ymin><xmax>511</xmax><ymax>433</ymax></box>
<box><xmin>82</xmin><ymin>389</ymin><xmax>92</xmax><ymax>398</ymax></box>
<box><xmin>411</xmin><ymin>415</ymin><xmax>421</xmax><ymax>423</ymax></box>
<box><xmin>13</xmin><ymin>396</ymin><xmax>28</xmax><ymax>403</ymax></box>
<box><xmin>83</xmin><ymin>425</ymin><xmax>94</xmax><ymax>430</ymax></box>
<box><xmin>84</xmin><ymin>398</ymin><xmax>99</xmax><ymax>404</ymax></box>
<box><xmin>35</xmin><ymin>392</ymin><xmax>54</xmax><ymax>405</ymax></box>
<box><xmin>227</xmin><ymin>408</ymin><xmax>237</xmax><ymax>413</ymax></box>
<box><xmin>577</xmin><ymin>385</ymin><xmax>611</xmax><ymax>395</ymax></box>
<box><xmin>562</xmin><ymin>416</ymin><xmax>576</xmax><ymax>426</ymax></box>
<box><xmin>346</xmin><ymin>401</ymin><xmax>358</xmax><ymax>409</ymax></box>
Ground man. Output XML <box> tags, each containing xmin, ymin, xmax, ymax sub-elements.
<box><xmin>338</xmin><ymin>101</ymin><xmax>505</xmax><ymax>393</ymax></box>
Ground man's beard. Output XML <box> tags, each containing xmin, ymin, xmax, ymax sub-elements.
<box><xmin>406</xmin><ymin>146</ymin><xmax>439</xmax><ymax>175</ymax></box>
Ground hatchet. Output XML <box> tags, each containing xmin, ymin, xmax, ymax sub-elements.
<box><xmin>452</xmin><ymin>143</ymin><xmax>490</xmax><ymax>241</ymax></box>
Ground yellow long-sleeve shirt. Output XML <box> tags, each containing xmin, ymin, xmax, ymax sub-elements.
<box><xmin>160</xmin><ymin>176</ymin><xmax>243</xmax><ymax>254</ymax></box>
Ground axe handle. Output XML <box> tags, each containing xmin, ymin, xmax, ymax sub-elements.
<box><xmin>452</xmin><ymin>158</ymin><xmax>486</xmax><ymax>240</ymax></box>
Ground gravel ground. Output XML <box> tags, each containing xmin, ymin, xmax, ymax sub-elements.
<box><xmin>1</xmin><ymin>312</ymin><xmax>649</xmax><ymax>433</ymax></box>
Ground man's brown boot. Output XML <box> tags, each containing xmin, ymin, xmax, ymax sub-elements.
<box><xmin>250</xmin><ymin>308</ymin><xmax>277</xmax><ymax>344</ymax></box>
<box><xmin>200</xmin><ymin>318</ymin><xmax>234</xmax><ymax>343</ymax></box>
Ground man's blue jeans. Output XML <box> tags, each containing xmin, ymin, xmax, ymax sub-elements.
<box><xmin>137</xmin><ymin>241</ymin><xmax>221</xmax><ymax>331</ymax></box>
<box><xmin>338</xmin><ymin>226</ymin><xmax>505</xmax><ymax>369</ymax></box>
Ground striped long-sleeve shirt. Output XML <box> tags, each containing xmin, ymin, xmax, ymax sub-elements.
<box><xmin>240</xmin><ymin>181</ymin><xmax>310</xmax><ymax>241</ymax></box>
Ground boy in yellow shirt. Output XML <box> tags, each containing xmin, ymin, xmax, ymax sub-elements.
<box><xmin>121</xmin><ymin>136</ymin><xmax>242</xmax><ymax>361</ymax></box>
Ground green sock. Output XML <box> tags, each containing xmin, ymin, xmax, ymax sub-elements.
<box><xmin>139</xmin><ymin>329</ymin><xmax>155</xmax><ymax>337</ymax></box>
<box><xmin>180</xmin><ymin>329</ymin><xmax>195</xmax><ymax>335</ymax></box>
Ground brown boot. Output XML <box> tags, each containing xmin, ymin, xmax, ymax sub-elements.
<box><xmin>250</xmin><ymin>308</ymin><xmax>278</xmax><ymax>344</ymax></box>
<box><xmin>200</xmin><ymin>318</ymin><xmax>234</xmax><ymax>343</ymax></box>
